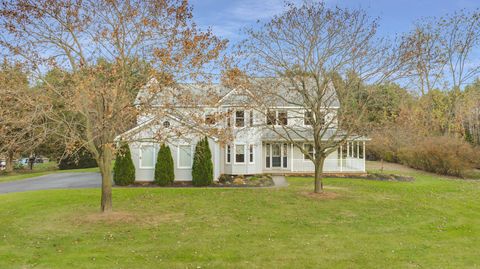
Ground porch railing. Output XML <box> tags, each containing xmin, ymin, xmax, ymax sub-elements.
<box><xmin>291</xmin><ymin>158</ymin><xmax>365</xmax><ymax>172</ymax></box>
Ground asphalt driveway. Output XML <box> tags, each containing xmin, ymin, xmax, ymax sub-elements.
<box><xmin>0</xmin><ymin>172</ymin><xmax>101</xmax><ymax>194</ymax></box>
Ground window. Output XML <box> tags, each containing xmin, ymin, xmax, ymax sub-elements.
<box><xmin>226</xmin><ymin>145</ymin><xmax>231</xmax><ymax>163</ymax></box>
<box><xmin>304</xmin><ymin>111</ymin><xmax>313</xmax><ymax>125</ymax></box>
<box><xmin>319</xmin><ymin>115</ymin><xmax>326</xmax><ymax>126</ymax></box>
<box><xmin>163</xmin><ymin>121</ymin><xmax>170</xmax><ymax>128</ymax></box>
<box><xmin>342</xmin><ymin>142</ymin><xmax>348</xmax><ymax>159</ymax></box>
<box><xmin>178</xmin><ymin>145</ymin><xmax>192</xmax><ymax>168</ymax></box>
<box><xmin>267</xmin><ymin>110</ymin><xmax>276</xmax><ymax>125</ymax></box>
<box><xmin>283</xmin><ymin>143</ymin><xmax>288</xmax><ymax>168</ymax></box>
<box><xmin>359</xmin><ymin>142</ymin><xmax>364</xmax><ymax>159</ymax></box>
<box><xmin>140</xmin><ymin>145</ymin><xmax>155</xmax><ymax>168</ymax></box>
<box><xmin>249</xmin><ymin>144</ymin><xmax>254</xmax><ymax>163</ymax></box>
<box><xmin>278</xmin><ymin>111</ymin><xmax>288</xmax><ymax>125</ymax></box>
<box><xmin>235</xmin><ymin>144</ymin><xmax>245</xmax><ymax>163</ymax></box>
<box><xmin>205</xmin><ymin>113</ymin><xmax>215</xmax><ymax>125</ymax></box>
<box><xmin>249</xmin><ymin>110</ymin><xmax>254</xmax><ymax>126</ymax></box>
<box><xmin>265</xmin><ymin>143</ymin><xmax>271</xmax><ymax>168</ymax></box>
<box><xmin>235</xmin><ymin>110</ymin><xmax>245</xmax><ymax>127</ymax></box>
<box><xmin>303</xmin><ymin>143</ymin><xmax>314</xmax><ymax>160</ymax></box>
<box><xmin>353</xmin><ymin>141</ymin><xmax>358</xmax><ymax>158</ymax></box>
<box><xmin>227</xmin><ymin>109</ymin><xmax>232</xmax><ymax>127</ymax></box>
<box><xmin>337</xmin><ymin>147</ymin><xmax>342</xmax><ymax>166</ymax></box>
<box><xmin>267</xmin><ymin>110</ymin><xmax>288</xmax><ymax>125</ymax></box>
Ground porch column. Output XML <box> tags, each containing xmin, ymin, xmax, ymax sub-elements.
<box><xmin>290</xmin><ymin>143</ymin><xmax>294</xmax><ymax>172</ymax></box>
<box><xmin>363</xmin><ymin>141</ymin><xmax>366</xmax><ymax>172</ymax></box>
<box><xmin>340</xmin><ymin>145</ymin><xmax>343</xmax><ymax>172</ymax></box>
<box><xmin>357</xmin><ymin>141</ymin><xmax>360</xmax><ymax>158</ymax></box>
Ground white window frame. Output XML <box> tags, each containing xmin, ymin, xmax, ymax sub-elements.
<box><xmin>177</xmin><ymin>144</ymin><xmax>193</xmax><ymax>169</ymax></box>
<box><xmin>266</xmin><ymin>110</ymin><xmax>288</xmax><ymax>126</ymax></box>
<box><xmin>234</xmin><ymin>144</ymin><xmax>246</xmax><ymax>164</ymax></box>
<box><xmin>277</xmin><ymin>110</ymin><xmax>288</xmax><ymax>126</ymax></box>
<box><xmin>235</xmin><ymin>109</ymin><xmax>245</xmax><ymax>128</ymax></box>
<box><xmin>249</xmin><ymin>144</ymin><xmax>255</xmax><ymax>164</ymax></box>
<box><xmin>266</xmin><ymin>110</ymin><xmax>277</xmax><ymax>125</ymax></box>
<box><xmin>139</xmin><ymin>144</ymin><xmax>156</xmax><ymax>169</ymax></box>
<box><xmin>227</xmin><ymin>108</ymin><xmax>233</xmax><ymax>127</ymax></box>
<box><xmin>303</xmin><ymin>110</ymin><xmax>314</xmax><ymax>126</ymax></box>
<box><xmin>226</xmin><ymin>145</ymin><xmax>231</xmax><ymax>164</ymax></box>
<box><xmin>302</xmin><ymin>143</ymin><xmax>315</xmax><ymax>161</ymax></box>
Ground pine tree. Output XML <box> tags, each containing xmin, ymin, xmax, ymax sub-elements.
<box><xmin>155</xmin><ymin>144</ymin><xmax>175</xmax><ymax>186</ymax></box>
<box><xmin>113</xmin><ymin>142</ymin><xmax>135</xmax><ymax>186</ymax></box>
<box><xmin>192</xmin><ymin>137</ymin><xmax>213</xmax><ymax>186</ymax></box>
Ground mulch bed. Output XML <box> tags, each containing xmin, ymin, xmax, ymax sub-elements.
<box><xmin>116</xmin><ymin>175</ymin><xmax>275</xmax><ymax>188</ymax></box>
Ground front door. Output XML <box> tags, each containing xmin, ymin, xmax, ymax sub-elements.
<box><xmin>272</xmin><ymin>143</ymin><xmax>282</xmax><ymax>168</ymax></box>
<box><xmin>265</xmin><ymin>143</ymin><xmax>288</xmax><ymax>169</ymax></box>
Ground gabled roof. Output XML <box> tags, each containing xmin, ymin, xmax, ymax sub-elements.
<box><xmin>135</xmin><ymin>77</ymin><xmax>340</xmax><ymax>108</ymax></box>
<box><xmin>135</xmin><ymin>78</ymin><xmax>231</xmax><ymax>107</ymax></box>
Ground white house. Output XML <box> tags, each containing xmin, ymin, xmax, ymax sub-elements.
<box><xmin>123</xmin><ymin>80</ymin><xmax>368</xmax><ymax>182</ymax></box>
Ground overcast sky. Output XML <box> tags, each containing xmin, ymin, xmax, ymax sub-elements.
<box><xmin>189</xmin><ymin>0</ymin><xmax>480</xmax><ymax>43</ymax></box>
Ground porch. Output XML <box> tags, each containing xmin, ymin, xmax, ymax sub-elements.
<box><xmin>262</xmin><ymin>141</ymin><xmax>366</xmax><ymax>174</ymax></box>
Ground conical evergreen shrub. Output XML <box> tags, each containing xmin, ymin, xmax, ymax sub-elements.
<box><xmin>113</xmin><ymin>142</ymin><xmax>135</xmax><ymax>186</ymax></box>
<box><xmin>192</xmin><ymin>137</ymin><xmax>213</xmax><ymax>186</ymax></box>
<box><xmin>155</xmin><ymin>144</ymin><xmax>175</xmax><ymax>186</ymax></box>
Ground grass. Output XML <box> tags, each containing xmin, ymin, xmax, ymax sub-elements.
<box><xmin>0</xmin><ymin>162</ymin><xmax>100</xmax><ymax>183</ymax></box>
<box><xmin>0</xmin><ymin>168</ymin><xmax>479</xmax><ymax>268</ymax></box>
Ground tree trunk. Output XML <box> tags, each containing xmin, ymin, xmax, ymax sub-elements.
<box><xmin>98</xmin><ymin>146</ymin><xmax>113</xmax><ymax>213</ymax></box>
<box><xmin>5</xmin><ymin>151</ymin><xmax>14</xmax><ymax>173</ymax></box>
<box><xmin>314</xmin><ymin>157</ymin><xmax>325</xmax><ymax>193</ymax></box>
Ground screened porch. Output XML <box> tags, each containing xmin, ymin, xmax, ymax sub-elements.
<box><xmin>263</xmin><ymin>141</ymin><xmax>366</xmax><ymax>173</ymax></box>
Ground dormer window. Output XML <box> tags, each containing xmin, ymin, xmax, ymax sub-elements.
<box><xmin>235</xmin><ymin>110</ymin><xmax>245</xmax><ymax>127</ymax></box>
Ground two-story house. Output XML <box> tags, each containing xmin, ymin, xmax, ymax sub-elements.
<box><xmin>123</xmin><ymin>79</ymin><xmax>367</xmax><ymax>182</ymax></box>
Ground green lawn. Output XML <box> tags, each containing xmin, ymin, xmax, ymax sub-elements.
<box><xmin>0</xmin><ymin>162</ymin><xmax>99</xmax><ymax>183</ymax></box>
<box><xmin>0</xmin><ymin>171</ymin><xmax>479</xmax><ymax>268</ymax></box>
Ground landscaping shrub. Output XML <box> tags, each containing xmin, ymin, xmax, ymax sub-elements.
<box><xmin>397</xmin><ymin>136</ymin><xmax>478</xmax><ymax>177</ymax></box>
<box><xmin>113</xmin><ymin>142</ymin><xmax>135</xmax><ymax>186</ymax></box>
<box><xmin>368</xmin><ymin>127</ymin><xmax>480</xmax><ymax>177</ymax></box>
<box><xmin>192</xmin><ymin>137</ymin><xmax>213</xmax><ymax>186</ymax></box>
<box><xmin>58</xmin><ymin>147</ymin><xmax>98</xmax><ymax>170</ymax></box>
<box><xmin>154</xmin><ymin>144</ymin><xmax>174</xmax><ymax>186</ymax></box>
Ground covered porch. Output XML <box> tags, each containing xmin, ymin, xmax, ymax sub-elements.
<box><xmin>262</xmin><ymin>141</ymin><xmax>366</xmax><ymax>174</ymax></box>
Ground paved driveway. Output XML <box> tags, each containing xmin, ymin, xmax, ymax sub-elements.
<box><xmin>0</xmin><ymin>172</ymin><xmax>101</xmax><ymax>194</ymax></box>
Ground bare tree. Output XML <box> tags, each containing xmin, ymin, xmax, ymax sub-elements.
<box><xmin>233</xmin><ymin>2</ymin><xmax>408</xmax><ymax>193</ymax></box>
<box><xmin>0</xmin><ymin>0</ymin><xmax>226</xmax><ymax>212</ymax></box>
<box><xmin>404</xmin><ymin>10</ymin><xmax>480</xmax><ymax>94</ymax></box>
